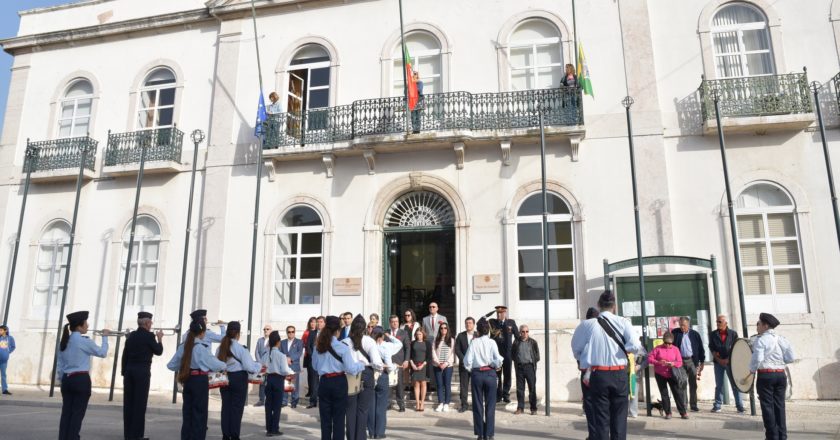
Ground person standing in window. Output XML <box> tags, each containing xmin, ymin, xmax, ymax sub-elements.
<box><xmin>0</xmin><ymin>325</ymin><xmax>15</xmax><ymax>396</ymax></box>
<box><xmin>267</xmin><ymin>92</ymin><xmax>282</xmax><ymax>115</ymax></box>
<box><xmin>432</xmin><ymin>323</ymin><xmax>455</xmax><ymax>412</ymax></box>
<box><xmin>649</xmin><ymin>331</ymin><xmax>687</xmax><ymax>420</ymax></box>
<box><xmin>409</xmin><ymin>329</ymin><xmax>429</xmax><ymax>411</ymax></box>
<box><xmin>512</xmin><ymin>324</ymin><xmax>540</xmax><ymax>415</ymax></box>
<box><xmin>749</xmin><ymin>313</ymin><xmax>795</xmax><ymax>440</ymax></box>
<box><xmin>411</xmin><ymin>71</ymin><xmax>424</xmax><ymax>134</ymax></box>
<box><xmin>560</xmin><ymin>64</ymin><xmax>577</xmax><ymax>87</ymax></box>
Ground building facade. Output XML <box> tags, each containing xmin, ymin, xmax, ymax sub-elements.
<box><xmin>1</xmin><ymin>0</ymin><xmax>839</xmax><ymax>401</ymax></box>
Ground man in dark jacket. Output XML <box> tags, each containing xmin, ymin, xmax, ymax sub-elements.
<box><xmin>305</xmin><ymin>316</ymin><xmax>324</xmax><ymax>409</ymax></box>
<box><xmin>454</xmin><ymin>316</ymin><xmax>477</xmax><ymax>413</ymax></box>
<box><xmin>490</xmin><ymin>305</ymin><xmax>517</xmax><ymax>403</ymax></box>
<box><xmin>672</xmin><ymin>316</ymin><xmax>705</xmax><ymax>412</ymax></box>
<box><xmin>708</xmin><ymin>314</ymin><xmax>744</xmax><ymax>413</ymax></box>
<box><xmin>387</xmin><ymin>315</ymin><xmax>410</xmax><ymax>412</ymax></box>
<box><xmin>122</xmin><ymin>311</ymin><xmax>163</xmax><ymax>440</ymax></box>
<box><xmin>512</xmin><ymin>324</ymin><xmax>540</xmax><ymax>415</ymax></box>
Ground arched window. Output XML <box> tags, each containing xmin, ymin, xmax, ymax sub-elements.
<box><xmin>287</xmin><ymin>45</ymin><xmax>331</xmax><ymax>114</ymax></box>
<box><xmin>137</xmin><ymin>68</ymin><xmax>176</xmax><ymax>129</ymax></box>
<box><xmin>735</xmin><ymin>183</ymin><xmax>806</xmax><ymax>312</ymax></box>
<box><xmin>119</xmin><ymin>216</ymin><xmax>161</xmax><ymax>308</ymax></box>
<box><xmin>509</xmin><ymin>19</ymin><xmax>563</xmax><ymax>91</ymax></box>
<box><xmin>58</xmin><ymin>80</ymin><xmax>93</xmax><ymax>138</ymax></box>
<box><xmin>515</xmin><ymin>193</ymin><xmax>575</xmax><ymax>300</ymax></box>
<box><xmin>711</xmin><ymin>3</ymin><xmax>774</xmax><ymax>78</ymax></box>
<box><xmin>33</xmin><ymin>221</ymin><xmax>71</xmax><ymax>309</ymax></box>
<box><xmin>392</xmin><ymin>31</ymin><xmax>442</xmax><ymax>96</ymax></box>
<box><xmin>274</xmin><ymin>206</ymin><xmax>324</xmax><ymax>306</ymax></box>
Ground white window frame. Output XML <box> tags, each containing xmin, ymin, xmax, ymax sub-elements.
<box><xmin>136</xmin><ymin>69</ymin><xmax>177</xmax><ymax>130</ymax></box>
<box><xmin>273</xmin><ymin>223</ymin><xmax>324</xmax><ymax>308</ymax></box>
<box><xmin>710</xmin><ymin>5</ymin><xmax>775</xmax><ymax>79</ymax></box>
<box><xmin>118</xmin><ymin>220</ymin><xmax>161</xmax><ymax>309</ymax></box>
<box><xmin>391</xmin><ymin>43</ymin><xmax>442</xmax><ymax>97</ymax></box>
<box><xmin>507</xmin><ymin>19</ymin><xmax>563</xmax><ymax>91</ymax></box>
<box><xmin>514</xmin><ymin>193</ymin><xmax>576</xmax><ymax>304</ymax></box>
<box><xmin>32</xmin><ymin>224</ymin><xmax>70</xmax><ymax>317</ymax></box>
<box><xmin>57</xmin><ymin>80</ymin><xmax>93</xmax><ymax>139</ymax></box>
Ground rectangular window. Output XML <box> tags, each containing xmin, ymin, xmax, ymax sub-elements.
<box><xmin>273</xmin><ymin>228</ymin><xmax>323</xmax><ymax>306</ymax></box>
<box><xmin>118</xmin><ymin>239</ymin><xmax>160</xmax><ymax>307</ymax></box>
<box><xmin>516</xmin><ymin>214</ymin><xmax>575</xmax><ymax>301</ymax></box>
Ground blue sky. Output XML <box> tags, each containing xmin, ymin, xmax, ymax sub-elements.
<box><xmin>0</xmin><ymin>1</ymin><xmax>80</xmax><ymax>140</ymax></box>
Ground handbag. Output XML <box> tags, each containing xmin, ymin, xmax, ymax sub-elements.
<box><xmin>671</xmin><ymin>365</ymin><xmax>688</xmax><ymax>388</ymax></box>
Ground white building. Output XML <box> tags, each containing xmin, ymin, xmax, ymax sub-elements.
<box><xmin>1</xmin><ymin>0</ymin><xmax>839</xmax><ymax>402</ymax></box>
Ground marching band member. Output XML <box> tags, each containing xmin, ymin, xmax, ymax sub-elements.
<box><xmin>183</xmin><ymin>309</ymin><xmax>226</xmax><ymax>343</ymax></box>
<box><xmin>261</xmin><ymin>329</ymin><xmax>294</xmax><ymax>437</ymax></box>
<box><xmin>312</xmin><ymin>316</ymin><xmax>366</xmax><ymax>440</ymax></box>
<box><xmin>57</xmin><ymin>311</ymin><xmax>110</xmax><ymax>440</ymax></box>
<box><xmin>216</xmin><ymin>321</ymin><xmax>261</xmax><ymax>440</ymax></box>
<box><xmin>168</xmin><ymin>319</ymin><xmax>227</xmax><ymax>440</ymax></box>
<box><xmin>464</xmin><ymin>317</ymin><xmax>504</xmax><ymax>440</ymax></box>
<box><xmin>368</xmin><ymin>327</ymin><xmax>405</xmax><ymax>439</ymax></box>
<box><xmin>749</xmin><ymin>313</ymin><xmax>795</xmax><ymax>440</ymax></box>
<box><xmin>122</xmin><ymin>311</ymin><xmax>164</xmax><ymax>440</ymax></box>
<box><xmin>344</xmin><ymin>314</ymin><xmax>383</xmax><ymax>440</ymax></box>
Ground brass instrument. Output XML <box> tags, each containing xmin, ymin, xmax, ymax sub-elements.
<box><xmin>90</xmin><ymin>329</ymin><xmax>129</xmax><ymax>337</ymax></box>
<box><xmin>126</xmin><ymin>326</ymin><xmax>179</xmax><ymax>336</ymax></box>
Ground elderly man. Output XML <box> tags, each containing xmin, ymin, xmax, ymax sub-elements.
<box><xmin>671</xmin><ymin>316</ymin><xmax>705</xmax><ymax>412</ymax></box>
<box><xmin>708</xmin><ymin>314</ymin><xmax>744</xmax><ymax>413</ymax></box>
<box><xmin>122</xmin><ymin>311</ymin><xmax>164</xmax><ymax>440</ymax></box>
<box><xmin>281</xmin><ymin>325</ymin><xmax>304</xmax><ymax>408</ymax></box>
<box><xmin>254</xmin><ymin>324</ymin><xmax>273</xmax><ymax>407</ymax></box>
<box><xmin>512</xmin><ymin>324</ymin><xmax>540</xmax><ymax>415</ymax></box>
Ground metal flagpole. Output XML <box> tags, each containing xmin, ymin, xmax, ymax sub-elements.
<box><xmin>538</xmin><ymin>111</ymin><xmax>551</xmax><ymax>416</ymax></box>
<box><xmin>811</xmin><ymin>82</ymin><xmax>840</xmax><ymax>253</ymax></box>
<box><xmin>398</xmin><ymin>0</ymin><xmax>411</xmax><ymax>134</ymax></box>
<box><xmin>108</xmin><ymin>129</ymin><xmax>151</xmax><ymax>401</ymax></box>
<box><xmin>246</xmin><ymin>0</ymin><xmax>267</xmax><ymax>349</ymax></box>
<box><xmin>622</xmin><ymin>96</ymin><xmax>653</xmax><ymax>416</ymax></box>
<box><xmin>2</xmin><ymin>143</ymin><xmax>37</xmax><ymax>324</ymax></box>
<box><xmin>172</xmin><ymin>129</ymin><xmax>205</xmax><ymax>404</ymax></box>
<box><xmin>572</xmin><ymin>0</ymin><xmax>578</xmax><ymax>69</ymax></box>
<box><xmin>711</xmin><ymin>91</ymin><xmax>757</xmax><ymax>416</ymax></box>
<box><xmin>49</xmin><ymin>137</ymin><xmax>95</xmax><ymax>397</ymax></box>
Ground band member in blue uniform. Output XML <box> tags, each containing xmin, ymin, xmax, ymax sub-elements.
<box><xmin>368</xmin><ymin>327</ymin><xmax>405</xmax><ymax>439</ymax></box>
<box><xmin>168</xmin><ymin>319</ymin><xmax>227</xmax><ymax>440</ymax></box>
<box><xmin>216</xmin><ymin>321</ymin><xmax>261</xmax><ymax>440</ymax></box>
<box><xmin>261</xmin><ymin>330</ymin><xmax>294</xmax><ymax>437</ymax></box>
<box><xmin>344</xmin><ymin>315</ymin><xmax>382</xmax><ymax>440</ymax></box>
<box><xmin>57</xmin><ymin>310</ymin><xmax>110</xmax><ymax>440</ymax></box>
<box><xmin>463</xmin><ymin>317</ymin><xmax>504</xmax><ymax>440</ymax></box>
<box><xmin>122</xmin><ymin>311</ymin><xmax>163</xmax><ymax>440</ymax></box>
<box><xmin>749</xmin><ymin>313</ymin><xmax>795</xmax><ymax>440</ymax></box>
<box><xmin>182</xmin><ymin>309</ymin><xmax>225</xmax><ymax>344</ymax></box>
<box><xmin>312</xmin><ymin>316</ymin><xmax>366</xmax><ymax>440</ymax></box>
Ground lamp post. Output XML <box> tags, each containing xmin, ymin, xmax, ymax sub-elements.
<box><xmin>538</xmin><ymin>110</ymin><xmax>551</xmax><ymax>416</ymax></box>
<box><xmin>172</xmin><ymin>129</ymin><xmax>205</xmax><ymax>404</ymax></box>
<box><xmin>810</xmin><ymin>81</ymin><xmax>840</xmax><ymax>254</ymax></box>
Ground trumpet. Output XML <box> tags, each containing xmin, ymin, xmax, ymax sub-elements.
<box><xmin>90</xmin><ymin>329</ymin><xmax>129</xmax><ymax>337</ymax></box>
<box><xmin>209</xmin><ymin>320</ymin><xmax>239</xmax><ymax>327</ymax></box>
<box><xmin>150</xmin><ymin>327</ymin><xmax>180</xmax><ymax>336</ymax></box>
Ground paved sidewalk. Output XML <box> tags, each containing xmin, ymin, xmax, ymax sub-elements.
<box><xmin>1</xmin><ymin>384</ymin><xmax>839</xmax><ymax>438</ymax></box>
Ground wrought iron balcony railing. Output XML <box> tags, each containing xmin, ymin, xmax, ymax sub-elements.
<box><xmin>833</xmin><ymin>72</ymin><xmax>840</xmax><ymax>114</ymax></box>
<box><xmin>264</xmin><ymin>87</ymin><xmax>583</xmax><ymax>148</ymax></box>
<box><xmin>105</xmin><ymin>127</ymin><xmax>184</xmax><ymax>167</ymax></box>
<box><xmin>23</xmin><ymin>136</ymin><xmax>98</xmax><ymax>173</ymax></box>
<box><xmin>699</xmin><ymin>72</ymin><xmax>813</xmax><ymax>120</ymax></box>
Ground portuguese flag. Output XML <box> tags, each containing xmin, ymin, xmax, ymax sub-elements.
<box><xmin>403</xmin><ymin>43</ymin><xmax>420</xmax><ymax>110</ymax></box>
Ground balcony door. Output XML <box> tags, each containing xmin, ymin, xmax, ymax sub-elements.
<box><xmin>288</xmin><ymin>44</ymin><xmax>331</xmax><ymax>135</ymax></box>
<box><xmin>286</xmin><ymin>72</ymin><xmax>304</xmax><ymax>138</ymax></box>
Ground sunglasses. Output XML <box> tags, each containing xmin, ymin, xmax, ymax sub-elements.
<box><xmin>520</xmin><ymin>330</ymin><xmax>529</xmax><ymax>333</ymax></box>
<box><xmin>287</xmin><ymin>331</ymin><xmax>295</xmax><ymax>334</ymax></box>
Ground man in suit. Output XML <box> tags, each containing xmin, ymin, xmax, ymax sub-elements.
<box><xmin>422</xmin><ymin>302</ymin><xmax>448</xmax><ymax>394</ymax></box>
<box><xmin>672</xmin><ymin>316</ymin><xmax>706</xmax><ymax>412</ymax></box>
<box><xmin>490</xmin><ymin>305</ymin><xmax>517</xmax><ymax>403</ymax></box>
<box><xmin>122</xmin><ymin>311</ymin><xmax>163</xmax><ymax>440</ymax></box>
<box><xmin>254</xmin><ymin>324</ymin><xmax>272</xmax><ymax>407</ymax></box>
<box><xmin>387</xmin><ymin>315</ymin><xmax>410</xmax><ymax>412</ymax></box>
<box><xmin>339</xmin><ymin>312</ymin><xmax>353</xmax><ymax>340</ymax></box>
<box><xmin>305</xmin><ymin>316</ymin><xmax>324</xmax><ymax>409</ymax></box>
<box><xmin>281</xmin><ymin>325</ymin><xmax>304</xmax><ymax>408</ymax></box>
<box><xmin>708</xmin><ymin>314</ymin><xmax>744</xmax><ymax>413</ymax></box>
<box><xmin>454</xmin><ymin>316</ymin><xmax>476</xmax><ymax>413</ymax></box>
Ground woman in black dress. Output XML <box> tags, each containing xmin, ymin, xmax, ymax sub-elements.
<box><xmin>409</xmin><ymin>328</ymin><xmax>429</xmax><ymax>411</ymax></box>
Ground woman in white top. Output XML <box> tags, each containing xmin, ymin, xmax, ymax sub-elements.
<box><xmin>368</xmin><ymin>328</ymin><xmax>405</xmax><ymax>439</ymax></box>
<box><xmin>343</xmin><ymin>315</ymin><xmax>380</xmax><ymax>440</ymax></box>
<box><xmin>432</xmin><ymin>322</ymin><xmax>455</xmax><ymax>412</ymax></box>
<box><xmin>216</xmin><ymin>321</ymin><xmax>261</xmax><ymax>439</ymax></box>
<box><xmin>262</xmin><ymin>330</ymin><xmax>294</xmax><ymax>437</ymax></box>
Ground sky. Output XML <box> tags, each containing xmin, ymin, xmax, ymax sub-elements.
<box><xmin>0</xmin><ymin>1</ymin><xmax>81</xmax><ymax>140</ymax></box>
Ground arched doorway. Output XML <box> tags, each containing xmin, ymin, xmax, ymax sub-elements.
<box><xmin>383</xmin><ymin>191</ymin><xmax>456</xmax><ymax>329</ymax></box>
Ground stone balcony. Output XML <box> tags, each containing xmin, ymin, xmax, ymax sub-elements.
<box><xmin>23</xmin><ymin>136</ymin><xmax>98</xmax><ymax>183</ymax></box>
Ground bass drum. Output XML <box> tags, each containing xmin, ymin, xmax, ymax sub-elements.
<box><xmin>729</xmin><ymin>338</ymin><xmax>755</xmax><ymax>394</ymax></box>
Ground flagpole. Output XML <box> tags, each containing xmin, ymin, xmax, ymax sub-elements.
<box><xmin>572</xmin><ymin>0</ymin><xmax>578</xmax><ymax>69</ymax></box>
<box><xmin>2</xmin><ymin>143</ymin><xmax>36</xmax><ymax>325</ymax></box>
<box><xmin>398</xmin><ymin>0</ymin><xmax>411</xmax><ymax>134</ymax></box>
<box><xmin>246</xmin><ymin>0</ymin><xmax>266</xmax><ymax>349</ymax></box>
<box><xmin>538</xmin><ymin>111</ymin><xmax>551</xmax><ymax>417</ymax></box>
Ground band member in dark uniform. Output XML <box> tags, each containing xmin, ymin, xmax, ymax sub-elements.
<box><xmin>312</xmin><ymin>316</ymin><xmax>366</xmax><ymax>440</ymax></box>
<box><xmin>463</xmin><ymin>317</ymin><xmax>503</xmax><ymax>440</ymax></box>
<box><xmin>57</xmin><ymin>311</ymin><xmax>110</xmax><ymax>440</ymax></box>
<box><xmin>167</xmin><ymin>320</ymin><xmax>227</xmax><ymax>440</ymax></box>
<box><xmin>489</xmin><ymin>305</ymin><xmax>516</xmax><ymax>403</ymax></box>
<box><xmin>122</xmin><ymin>311</ymin><xmax>163</xmax><ymax>440</ymax></box>
<box><xmin>216</xmin><ymin>321</ymin><xmax>261</xmax><ymax>440</ymax></box>
<box><xmin>749</xmin><ymin>313</ymin><xmax>795</xmax><ymax>440</ymax></box>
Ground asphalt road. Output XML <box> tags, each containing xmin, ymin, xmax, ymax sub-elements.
<box><xmin>1</xmin><ymin>405</ymin><xmax>838</xmax><ymax>440</ymax></box>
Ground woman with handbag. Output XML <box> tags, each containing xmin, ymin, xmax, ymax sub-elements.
<box><xmin>262</xmin><ymin>330</ymin><xmax>294</xmax><ymax>437</ymax></box>
<box><xmin>167</xmin><ymin>320</ymin><xmax>227</xmax><ymax>440</ymax></box>
<box><xmin>648</xmin><ymin>331</ymin><xmax>688</xmax><ymax>419</ymax></box>
<box><xmin>216</xmin><ymin>321</ymin><xmax>261</xmax><ymax>440</ymax></box>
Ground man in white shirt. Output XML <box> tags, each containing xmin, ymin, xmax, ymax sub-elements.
<box><xmin>455</xmin><ymin>317</ymin><xmax>476</xmax><ymax>413</ymax></box>
<box><xmin>749</xmin><ymin>313</ymin><xmax>795</xmax><ymax>440</ymax></box>
<box><xmin>423</xmin><ymin>303</ymin><xmax>448</xmax><ymax>395</ymax></box>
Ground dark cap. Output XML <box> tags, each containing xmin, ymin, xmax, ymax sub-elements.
<box><xmin>759</xmin><ymin>313</ymin><xmax>780</xmax><ymax>329</ymax></box>
<box><xmin>585</xmin><ymin>307</ymin><xmax>600</xmax><ymax>320</ymax></box>
<box><xmin>189</xmin><ymin>320</ymin><xmax>206</xmax><ymax>334</ymax></box>
<box><xmin>494</xmin><ymin>305</ymin><xmax>508</xmax><ymax>311</ymax></box>
<box><xmin>137</xmin><ymin>311</ymin><xmax>153</xmax><ymax>320</ymax></box>
<box><xmin>597</xmin><ymin>290</ymin><xmax>616</xmax><ymax>309</ymax></box>
<box><xmin>66</xmin><ymin>311</ymin><xmax>89</xmax><ymax>325</ymax></box>
<box><xmin>325</xmin><ymin>316</ymin><xmax>341</xmax><ymax>329</ymax></box>
<box><xmin>227</xmin><ymin>321</ymin><xmax>241</xmax><ymax>332</ymax></box>
<box><xmin>189</xmin><ymin>309</ymin><xmax>207</xmax><ymax>321</ymax></box>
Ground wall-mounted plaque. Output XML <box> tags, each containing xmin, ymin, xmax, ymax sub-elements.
<box><xmin>473</xmin><ymin>274</ymin><xmax>501</xmax><ymax>293</ymax></box>
<box><xmin>333</xmin><ymin>277</ymin><xmax>362</xmax><ymax>296</ymax></box>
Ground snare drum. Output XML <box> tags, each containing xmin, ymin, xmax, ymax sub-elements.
<box><xmin>387</xmin><ymin>369</ymin><xmax>399</xmax><ymax>388</ymax></box>
<box><xmin>347</xmin><ymin>372</ymin><xmax>362</xmax><ymax>396</ymax></box>
<box><xmin>249</xmin><ymin>366</ymin><xmax>267</xmax><ymax>385</ymax></box>
<box><xmin>208</xmin><ymin>371</ymin><xmax>229</xmax><ymax>389</ymax></box>
<box><xmin>284</xmin><ymin>374</ymin><xmax>296</xmax><ymax>392</ymax></box>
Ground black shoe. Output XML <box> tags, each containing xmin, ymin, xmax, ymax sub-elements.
<box><xmin>458</xmin><ymin>407</ymin><xmax>467</xmax><ymax>413</ymax></box>
<box><xmin>397</xmin><ymin>407</ymin><xmax>405</xmax><ymax>412</ymax></box>
<box><xmin>502</xmin><ymin>397</ymin><xmax>511</xmax><ymax>403</ymax></box>
<box><xmin>254</xmin><ymin>401</ymin><xmax>264</xmax><ymax>407</ymax></box>
<box><xmin>281</xmin><ymin>403</ymin><xmax>288</xmax><ymax>408</ymax></box>
<box><xmin>266</xmin><ymin>432</ymin><xmax>283</xmax><ymax>437</ymax></box>
<box><xmin>291</xmin><ymin>404</ymin><xmax>297</xmax><ymax>409</ymax></box>
<box><xmin>2</xmin><ymin>391</ymin><xmax>10</xmax><ymax>395</ymax></box>
<box><xmin>306</xmin><ymin>404</ymin><xmax>317</xmax><ymax>409</ymax></box>
<box><xmin>690</xmin><ymin>407</ymin><xmax>700</xmax><ymax>412</ymax></box>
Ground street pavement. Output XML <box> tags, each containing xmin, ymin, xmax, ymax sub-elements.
<box><xmin>1</xmin><ymin>385</ymin><xmax>839</xmax><ymax>439</ymax></box>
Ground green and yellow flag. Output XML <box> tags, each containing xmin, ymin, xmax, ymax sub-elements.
<box><xmin>577</xmin><ymin>42</ymin><xmax>594</xmax><ymax>97</ymax></box>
